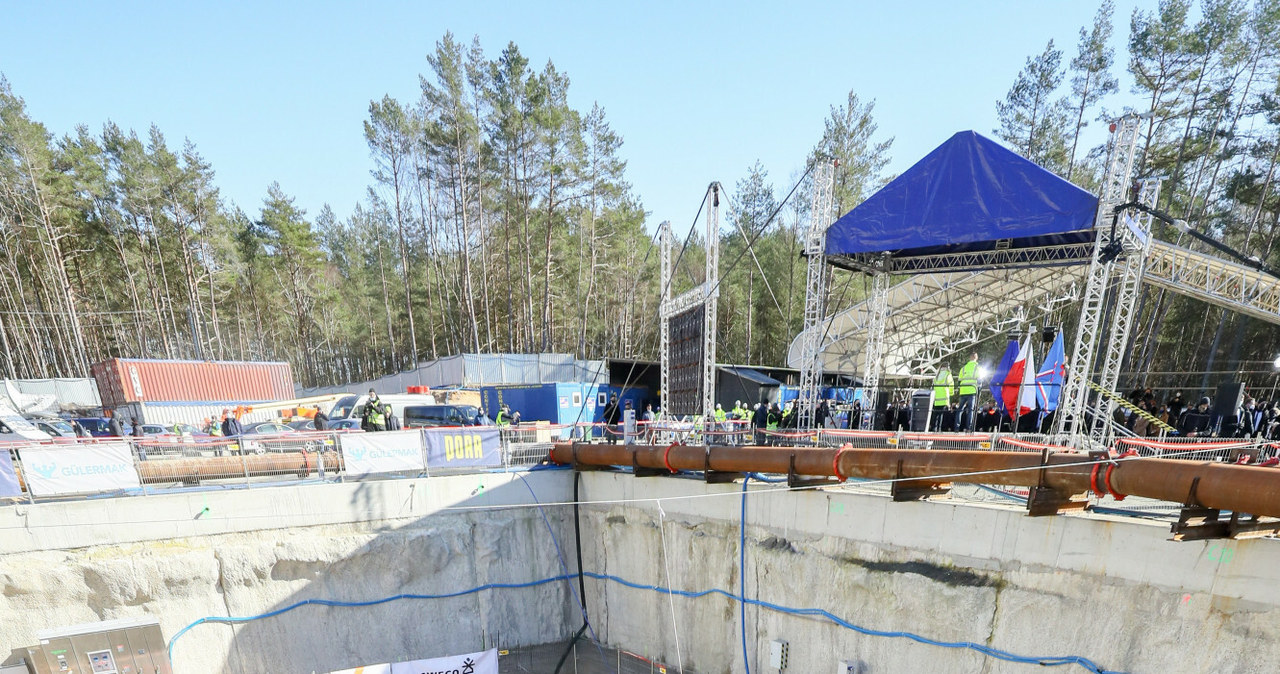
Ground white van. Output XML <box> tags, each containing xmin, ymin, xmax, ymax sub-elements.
<box><xmin>328</xmin><ymin>393</ymin><xmax>439</xmax><ymax>424</ymax></box>
<box><xmin>0</xmin><ymin>403</ymin><xmax>53</xmax><ymax>443</ymax></box>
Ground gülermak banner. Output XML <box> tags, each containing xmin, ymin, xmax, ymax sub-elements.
<box><xmin>22</xmin><ymin>442</ymin><xmax>140</xmax><ymax>496</ymax></box>
<box><xmin>340</xmin><ymin>430</ymin><xmax>425</xmax><ymax>476</ymax></box>
<box><xmin>423</xmin><ymin>428</ymin><xmax>501</xmax><ymax>469</ymax></box>
<box><xmin>329</xmin><ymin>648</ymin><xmax>498</xmax><ymax>674</ymax></box>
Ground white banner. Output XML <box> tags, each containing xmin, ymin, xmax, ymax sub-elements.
<box><xmin>22</xmin><ymin>442</ymin><xmax>140</xmax><ymax>496</ymax></box>
<box><xmin>340</xmin><ymin>430</ymin><xmax>425</xmax><ymax>476</ymax></box>
<box><xmin>391</xmin><ymin>649</ymin><xmax>497</xmax><ymax>674</ymax></box>
<box><xmin>330</xmin><ymin>649</ymin><xmax>497</xmax><ymax>674</ymax></box>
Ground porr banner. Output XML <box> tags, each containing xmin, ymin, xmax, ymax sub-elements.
<box><xmin>391</xmin><ymin>648</ymin><xmax>498</xmax><ymax>674</ymax></box>
<box><xmin>21</xmin><ymin>443</ymin><xmax>140</xmax><ymax>496</ymax></box>
<box><xmin>0</xmin><ymin>447</ymin><xmax>22</xmax><ymax>498</ymax></box>
<box><xmin>340</xmin><ymin>430</ymin><xmax>425</xmax><ymax>476</ymax></box>
<box><xmin>423</xmin><ymin>428</ymin><xmax>501</xmax><ymax>469</ymax></box>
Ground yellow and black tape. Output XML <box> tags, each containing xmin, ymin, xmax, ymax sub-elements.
<box><xmin>1084</xmin><ymin>380</ymin><xmax>1175</xmax><ymax>432</ymax></box>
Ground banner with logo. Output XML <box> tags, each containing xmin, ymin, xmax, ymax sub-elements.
<box><xmin>340</xmin><ymin>430</ymin><xmax>425</xmax><ymax>476</ymax></box>
<box><xmin>423</xmin><ymin>428</ymin><xmax>501</xmax><ymax>469</ymax></box>
<box><xmin>328</xmin><ymin>649</ymin><xmax>498</xmax><ymax>674</ymax></box>
<box><xmin>0</xmin><ymin>448</ymin><xmax>21</xmax><ymax>498</ymax></box>
<box><xmin>22</xmin><ymin>443</ymin><xmax>140</xmax><ymax>496</ymax></box>
<box><xmin>391</xmin><ymin>648</ymin><xmax>497</xmax><ymax>674</ymax></box>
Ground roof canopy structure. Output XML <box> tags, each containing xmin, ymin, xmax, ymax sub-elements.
<box><xmin>825</xmin><ymin>131</ymin><xmax>1100</xmax><ymax>274</ymax></box>
<box><xmin>786</xmin><ymin>267</ymin><xmax>1082</xmax><ymax>378</ymax></box>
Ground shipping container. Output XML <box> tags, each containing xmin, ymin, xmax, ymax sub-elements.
<box><xmin>92</xmin><ymin>359</ymin><xmax>294</xmax><ymax>408</ymax></box>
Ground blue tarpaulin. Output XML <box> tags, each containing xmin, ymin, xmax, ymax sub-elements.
<box><xmin>825</xmin><ymin>131</ymin><xmax>1099</xmax><ymax>257</ymax></box>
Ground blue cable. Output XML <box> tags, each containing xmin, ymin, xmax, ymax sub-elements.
<box><xmin>167</xmin><ymin>570</ymin><xmax>1122</xmax><ymax>673</ymax></box>
<box><xmin>740</xmin><ymin>474</ymin><xmax>752</xmax><ymax>674</ymax></box>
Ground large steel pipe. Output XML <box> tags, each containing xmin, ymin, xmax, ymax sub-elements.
<box><xmin>137</xmin><ymin>451</ymin><xmax>344</xmax><ymax>484</ymax></box>
<box><xmin>551</xmin><ymin>443</ymin><xmax>1280</xmax><ymax>519</ymax></box>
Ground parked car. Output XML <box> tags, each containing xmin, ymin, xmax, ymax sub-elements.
<box><xmin>403</xmin><ymin>404</ymin><xmax>489</xmax><ymax>428</ymax></box>
<box><xmin>288</xmin><ymin>419</ymin><xmax>316</xmax><ymax>431</ymax></box>
<box><xmin>138</xmin><ymin>424</ymin><xmax>173</xmax><ymax>437</ymax></box>
<box><xmin>330</xmin><ymin>393</ymin><xmax>438</xmax><ymax>424</ymax></box>
<box><xmin>241</xmin><ymin>421</ymin><xmax>297</xmax><ymax>435</ymax></box>
<box><xmin>29</xmin><ymin>417</ymin><xmax>76</xmax><ymax>438</ymax></box>
<box><xmin>1</xmin><ymin>403</ymin><xmax>52</xmax><ymax>442</ymax></box>
<box><xmin>327</xmin><ymin>418</ymin><xmax>362</xmax><ymax>431</ymax></box>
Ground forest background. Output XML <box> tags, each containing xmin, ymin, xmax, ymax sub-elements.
<box><xmin>2</xmin><ymin>0</ymin><xmax>1279</xmax><ymax>393</ymax></box>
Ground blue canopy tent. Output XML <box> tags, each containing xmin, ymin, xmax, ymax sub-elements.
<box><xmin>825</xmin><ymin>131</ymin><xmax>1100</xmax><ymax>274</ymax></box>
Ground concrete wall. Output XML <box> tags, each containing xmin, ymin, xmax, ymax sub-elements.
<box><xmin>6</xmin><ymin>467</ymin><xmax>1280</xmax><ymax>674</ymax></box>
<box><xmin>0</xmin><ymin>472</ymin><xmax>578</xmax><ymax>674</ymax></box>
<box><xmin>577</xmin><ymin>472</ymin><xmax>1280</xmax><ymax>674</ymax></box>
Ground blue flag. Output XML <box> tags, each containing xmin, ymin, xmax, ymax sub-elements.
<box><xmin>1035</xmin><ymin>333</ymin><xmax>1066</xmax><ymax>412</ymax></box>
<box><xmin>990</xmin><ymin>340</ymin><xmax>1019</xmax><ymax>411</ymax></box>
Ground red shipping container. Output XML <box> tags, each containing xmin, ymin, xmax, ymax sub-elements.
<box><xmin>92</xmin><ymin>359</ymin><xmax>295</xmax><ymax>407</ymax></box>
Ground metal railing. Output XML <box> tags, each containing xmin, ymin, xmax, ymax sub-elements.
<box><xmin>1</xmin><ymin>427</ymin><xmax>557</xmax><ymax>505</ymax></box>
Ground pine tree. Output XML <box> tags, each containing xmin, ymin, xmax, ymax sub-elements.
<box><xmin>995</xmin><ymin>40</ymin><xmax>1070</xmax><ymax>173</ymax></box>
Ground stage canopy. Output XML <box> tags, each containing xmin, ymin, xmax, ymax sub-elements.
<box><xmin>825</xmin><ymin>131</ymin><xmax>1100</xmax><ymax>274</ymax></box>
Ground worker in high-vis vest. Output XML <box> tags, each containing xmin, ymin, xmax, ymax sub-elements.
<box><xmin>932</xmin><ymin>366</ymin><xmax>953</xmax><ymax>432</ymax></box>
<box><xmin>956</xmin><ymin>352</ymin><xmax>979</xmax><ymax>432</ymax></box>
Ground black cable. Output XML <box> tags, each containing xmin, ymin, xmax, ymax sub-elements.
<box><xmin>554</xmin><ymin>471</ymin><xmax>591</xmax><ymax>674</ymax></box>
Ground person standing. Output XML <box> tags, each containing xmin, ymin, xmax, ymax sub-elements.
<box><xmin>313</xmin><ymin>405</ymin><xmax>329</xmax><ymax>431</ymax></box>
<box><xmin>931</xmin><ymin>366</ymin><xmax>954</xmax><ymax>431</ymax></box>
<box><xmin>107</xmin><ymin>411</ymin><xmax>124</xmax><ymax>438</ymax></box>
<box><xmin>384</xmin><ymin>404</ymin><xmax>401</xmax><ymax>431</ymax></box>
<box><xmin>751</xmin><ymin>402</ymin><xmax>768</xmax><ymax>446</ymax></box>
<box><xmin>603</xmin><ymin>394</ymin><xmax>621</xmax><ymax>444</ymax></box>
<box><xmin>956</xmin><ymin>353</ymin><xmax>979</xmax><ymax>432</ymax></box>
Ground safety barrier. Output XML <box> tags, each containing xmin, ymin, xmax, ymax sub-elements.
<box><xmin>6</xmin><ymin>424</ymin><xmax>1273</xmax><ymax>506</ymax></box>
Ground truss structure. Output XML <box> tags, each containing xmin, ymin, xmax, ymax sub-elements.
<box><xmin>1056</xmin><ymin>114</ymin><xmax>1144</xmax><ymax>442</ymax></box>
<box><xmin>1086</xmin><ymin>177</ymin><xmax>1160</xmax><ymax>442</ymax></box>
<box><xmin>797</xmin><ymin>160</ymin><xmax>836</xmax><ymax>429</ymax></box>
<box><xmin>1144</xmin><ymin>238</ymin><xmax>1280</xmax><ymax>324</ymax></box>
<box><xmin>787</xmin><ymin>266</ymin><xmax>1083</xmax><ymax>379</ymax></box>
<box><xmin>658</xmin><ymin>185</ymin><xmax>721</xmax><ymax>421</ymax></box>
<box><xmin>830</xmin><ymin>241</ymin><xmax>1096</xmax><ymax>275</ymax></box>
<box><xmin>658</xmin><ymin>221</ymin><xmax>673</xmax><ymax>410</ymax></box>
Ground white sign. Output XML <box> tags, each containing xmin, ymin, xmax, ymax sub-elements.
<box><xmin>340</xmin><ymin>430</ymin><xmax>425</xmax><ymax>476</ymax></box>
<box><xmin>22</xmin><ymin>442</ymin><xmax>140</xmax><ymax>496</ymax></box>
<box><xmin>329</xmin><ymin>665</ymin><xmax>390</xmax><ymax>674</ymax></box>
<box><xmin>391</xmin><ymin>649</ymin><xmax>497</xmax><ymax>674</ymax></box>
<box><xmin>329</xmin><ymin>649</ymin><xmax>498</xmax><ymax>674</ymax></box>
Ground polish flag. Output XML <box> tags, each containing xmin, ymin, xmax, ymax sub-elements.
<box><xmin>1001</xmin><ymin>339</ymin><xmax>1036</xmax><ymax>418</ymax></box>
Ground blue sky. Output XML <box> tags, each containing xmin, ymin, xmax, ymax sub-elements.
<box><xmin>2</xmin><ymin>1</ymin><xmax>1146</xmax><ymax>230</ymax></box>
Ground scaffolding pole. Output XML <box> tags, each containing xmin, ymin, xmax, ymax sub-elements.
<box><xmin>798</xmin><ymin>159</ymin><xmax>836</xmax><ymax>429</ymax></box>
<box><xmin>701</xmin><ymin>184</ymin><xmax>721</xmax><ymax>424</ymax></box>
<box><xmin>861</xmin><ymin>269</ymin><xmax>890</xmax><ymax>427</ymax></box>
<box><xmin>658</xmin><ymin>221</ymin><xmax>673</xmax><ymax>413</ymax></box>
<box><xmin>1057</xmin><ymin>114</ymin><xmax>1143</xmax><ymax>443</ymax></box>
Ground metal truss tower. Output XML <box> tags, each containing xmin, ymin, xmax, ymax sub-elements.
<box><xmin>701</xmin><ymin>184</ymin><xmax>721</xmax><ymax>424</ymax></box>
<box><xmin>658</xmin><ymin>221</ymin><xmax>673</xmax><ymax>412</ymax></box>
<box><xmin>1087</xmin><ymin>177</ymin><xmax>1161</xmax><ymax>442</ymax></box>
<box><xmin>797</xmin><ymin>159</ymin><xmax>836</xmax><ymax>429</ymax></box>
<box><xmin>1056</xmin><ymin>114</ymin><xmax>1144</xmax><ymax>442</ymax></box>
<box><xmin>861</xmin><ymin>270</ymin><xmax>890</xmax><ymax>427</ymax></box>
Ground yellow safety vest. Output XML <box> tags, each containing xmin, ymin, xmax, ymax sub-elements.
<box><xmin>958</xmin><ymin>360</ymin><xmax>979</xmax><ymax>396</ymax></box>
<box><xmin>933</xmin><ymin>370</ymin><xmax>953</xmax><ymax>406</ymax></box>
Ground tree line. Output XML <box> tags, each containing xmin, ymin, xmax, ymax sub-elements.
<box><xmin>994</xmin><ymin>0</ymin><xmax>1280</xmax><ymax>391</ymax></box>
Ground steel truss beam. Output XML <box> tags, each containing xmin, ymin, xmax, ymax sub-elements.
<box><xmin>658</xmin><ymin>221</ymin><xmax>673</xmax><ymax>411</ymax></box>
<box><xmin>831</xmin><ymin>242</ymin><xmax>1096</xmax><ymax>275</ymax></box>
<box><xmin>1144</xmin><ymin>239</ymin><xmax>1280</xmax><ymax>324</ymax></box>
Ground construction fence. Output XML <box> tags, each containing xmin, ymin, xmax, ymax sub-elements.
<box><xmin>0</xmin><ymin>427</ymin><xmax>557</xmax><ymax>504</ymax></box>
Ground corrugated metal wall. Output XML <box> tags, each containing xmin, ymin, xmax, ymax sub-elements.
<box><xmin>295</xmin><ymin>354</ymin><xmax>607</xmax><ymax>396</ymax></box>
<box><xmin>118</xmin><ymin>401</ymin><xmax>277</xmax><ymax>426</ymax></box>
<box><xmin>92</xmin><ymin>359</ymin><xmax>295</xmax><ymax>407</ymax></box>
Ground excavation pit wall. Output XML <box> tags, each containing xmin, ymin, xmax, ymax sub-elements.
<box><xmin>2</xmin><ymin>469</ymin><xmax>1280</xmax><ymax>673</ymax></box>
<box><xmin>0</xmin><ymin>472</ymin><xmax>580</xmax><ymax>673</ymax></box>
<box><xmin>576</xmin><ymin>471</ymin><xmax>1280</xmax><ymax>674</ymax></box>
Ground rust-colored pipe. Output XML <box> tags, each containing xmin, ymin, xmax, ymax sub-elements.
<box><xmin>551</xmin><ymin>443</ymin><xmax>1280</xmax><ymax>519</ymax></box>
<box><xmin>137</xmin><ymin>451</ymin><xmax>344</xmax><ymax>484</ymax></box>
